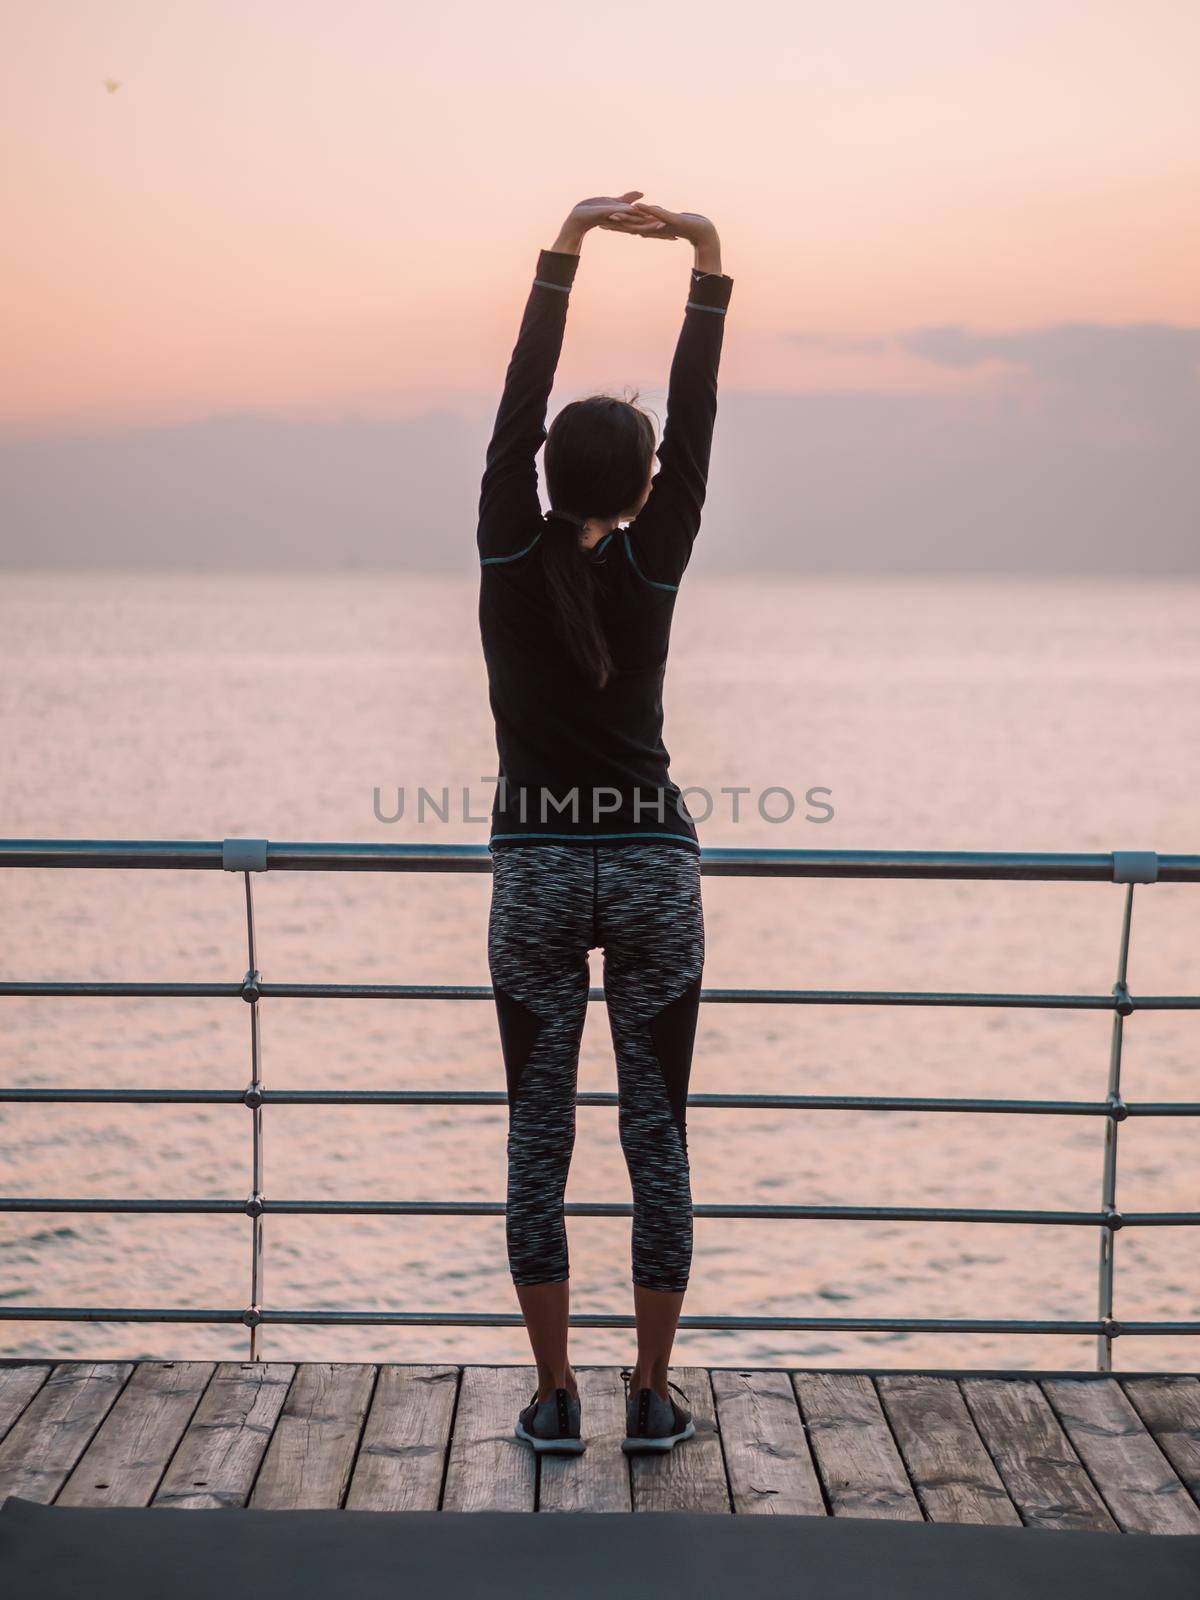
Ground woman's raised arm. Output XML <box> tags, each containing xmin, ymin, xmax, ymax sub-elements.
<box><xmin>622</xmin><ymin>206</ymin><xmax>733</xmax><ymax>590</ymax></box>
<box><xmin>476</xmin><ymin>194</ymin><xmax>646</xmax><ymax>560</ymax></box>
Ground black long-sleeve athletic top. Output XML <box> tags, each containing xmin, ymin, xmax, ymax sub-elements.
<box><xmin>478</xmin><ymin>246</ymin><xmax>733</xmax><ymax>854</ymax></box>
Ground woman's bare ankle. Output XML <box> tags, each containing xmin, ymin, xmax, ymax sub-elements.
<box><xmin>536</xmin><ymin>1363</ymin><xmax>579</xmax><ymax>1403</ymax></box>
<box><xmin>628</xmin><ymin>1361</ymin><xmax>670</xmax><ymax>1400</ymax></box>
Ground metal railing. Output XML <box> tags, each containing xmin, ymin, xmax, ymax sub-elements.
<box><xmin>1</xmin><ymin>838</ymin><xmax>1198</xmax><ymax>1369</ymax></box>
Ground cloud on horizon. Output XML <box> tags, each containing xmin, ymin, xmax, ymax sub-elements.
<box><xmin>898</xmin><ymin>321</ymin><xmax>1200</xmax><ymax>407</ymax></box>
<box><xmin>2</xmin><ymin>322</ymin><xmax>1197</xmax><ymax>575</ymax></box>
<box><xmin>789</xmin><ymin>320</ymin><xmax>1200</xmax><ymax>412</ymax></box>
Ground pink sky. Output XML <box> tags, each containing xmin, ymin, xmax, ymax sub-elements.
<box><xmin>3</xmin><ymin>0</ymin><xmax>1198</xmax><ymax>433</ymax></box>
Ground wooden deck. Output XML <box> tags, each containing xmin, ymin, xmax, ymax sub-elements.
<box><xmin>1</xmin><ymin>1363</ymin><xmax>1198</xmax><ymax>1534</ymax></box>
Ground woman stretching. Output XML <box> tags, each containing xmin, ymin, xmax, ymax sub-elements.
<box><xmin>478</xmin><ymin>192</ymin><xmax>733</xmax><ymax>1455</ymax></box>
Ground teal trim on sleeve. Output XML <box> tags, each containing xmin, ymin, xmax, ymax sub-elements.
<box><xmin>532</xmin><ymin>278</ymin><xmax>571</xmax><ymax>294</ymax></box>
<box><xmin>623</xmin><ymin>530</ymin><xmax>678</xmax><ymax>592</ymax></box>
<box><xmin>481</xmin><ymin>532</ymin><xmax>543</xmax><ymax>566</ymax></box>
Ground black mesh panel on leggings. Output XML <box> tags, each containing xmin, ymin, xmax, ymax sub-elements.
<box><xmin>488</xmin><ymin>842</ymin><xmax>705</xmax><ymax>1293</ymax></box>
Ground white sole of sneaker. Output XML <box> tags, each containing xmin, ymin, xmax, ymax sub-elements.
<box><xmin>514</xmin><ymin>1421</ymin><xmax>586</xmax><ymax>1455</ymax></box>
<box><xmin>620</xmin><ymin>1420</ymin><xmax>696</xmax><ymax>1454</ymax></box>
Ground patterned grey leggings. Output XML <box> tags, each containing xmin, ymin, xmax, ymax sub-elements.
<box><xmin>488</xmin><ymin>842</ymin><xmax>705</xmax><ymax>1293</ymax></box>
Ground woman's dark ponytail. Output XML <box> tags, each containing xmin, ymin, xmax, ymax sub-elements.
<box><xmin>542</xmin><ymin>393</ymin><xmax>657</xmax><ymax>691</ymax></box>
<box><xmin>541</xmin><ymin>512</ymin><xmax>613</xmax><ymax>690</ymax></box>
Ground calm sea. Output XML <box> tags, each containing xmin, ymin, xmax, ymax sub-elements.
<box><xmin>1</xmin><ymin>570</ymin><xmax>1198</xmax><ymax>1371</ymax></box>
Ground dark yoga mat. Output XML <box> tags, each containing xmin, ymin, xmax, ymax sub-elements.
<box><xmin>3</xmin><ymin>1496</ymin><xmax>1199</xmax><ymax>1600</ymax></box>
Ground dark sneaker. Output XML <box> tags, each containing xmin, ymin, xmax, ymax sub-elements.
<box><xmin>514</xmin><ymin>1385</ymin><xmax>585</xmax><ymax>1455</ymax></box>
<box><xmin>620</xmin><ymin>1370</ymin><xmax>696</xmax><ymax>1454</ymax></box>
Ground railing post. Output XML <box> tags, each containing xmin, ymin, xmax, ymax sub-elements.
<box><xmin>243</xmin><ymin>871</ymin><xmax>265</xmax><ymax>1360</ymax></box>
<box><xmin>225</xmin><ymin>840</ymin><xmax>269</xmax><ymax>1360</ymax></box>
<box><xmin>1097</xmin><ymin>880</ymin><xmax>1136</xmax><ymax>1370</ymax></box>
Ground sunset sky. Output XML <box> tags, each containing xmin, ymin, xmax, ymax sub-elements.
<box><xmin>4</xmin><ymin>0</ymin><xmax>1198</xmax><ymax>431</ymax></box>
<box><xmin>2</xmin><ymin>2</ymin><xmax>1197</xmax><ymax>571</ymax></box>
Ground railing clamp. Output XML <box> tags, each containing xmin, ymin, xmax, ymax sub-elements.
<box><xmin>245</xmin><ymin>1193</ymin><xmax>265</xmax><ymax>1218</ymax></box>
<box><xmin>1111</xmin><ymin>851</ymin><xmax>1157</xmax><ymax>885</ymax></box>
<box><xmin>1112</xmin><ymin>980</ymin><xmax>1134</xmax><ymax>1018</ymax></box>
<box><xmin>243</xmin><ymin>1083</ymin><xmax>265</xmax><ymax>1109</ymax></box>
<box><xmin>241</xmin><ymin>968</ymin><xmax>262</xmax><ymax>1003</ymax></box>
<box><xmin>1103</xmin><ymin>1207</ymin><xmax>1124</xmax><ymax>1231</ymax></box>
<box><xmin>241</xmin><ymin>1306</ymin><xmax>263</xmax><ymax>1328</ymax></box>
<box><xmin>1105</xmin><ymin>1093</ymin><xmax>1129</xmax><ymax>1122</ymax></box>
<box><xmin>1102</xmin><ymin>1316</ymin><xmax>1122</xmax><ymax>1340</ymax></box>
<box><xmin>223</xmin><ymin>838</ymin><xmax>269</xmax><ymax>873</ymax></box>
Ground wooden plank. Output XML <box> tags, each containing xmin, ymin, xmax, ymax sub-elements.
<box><xmin>58</xmin><ymin>1361</ymin><xmax>214</xmax><ymax>1507</ymax></box>
<box><xmin>711</xmin><ymin>1369</ymin><xmax>825</xmax><ymax>1516</ymax></box>
<box><xmin>153</xmin><ymin>1362</ymin><xmax>295</xmax><ymax>1509</ymax></box>
<box><xmin>961</xmin><ymin>1377</ymin><xmax>1117</xmax><ymax>1531</ymax></box>
<box><xmin>0</xmin><ymin>1365</ymin><xmax>50</xmax><ymax>1443</ymax></box>
<box><xmin>1045</xmin><ymin>1377</ymin><xmax>1200</xmax><ymax>1535</ymax></box>
<box><xmin>345</xmin><ymin>1365</ymin><xmax>458</xmax><ymax>1512</ymax></box>
<box><xmin>793</xmin><ymin>1372</ymin><xmax>922</xmax><ymax>1521</ymax></box>
<box><xmin>250</xmin><ymin>1364</ymin><xmax>376</xmax><ymax>1510</ymax></box>
<box><xmin>878</xmin><ymin>1375</ymin><xmax>1019</xmax><ymax>1526</ymax></box>
<box><xmin>0</xmin><ymin>1362</ymin><xmax>133</xmax><ymax>1504</ymax></box>
<box><xmin>1123</xmin><ymin>1377</ymin><xmax>1200</xmax><ymax>1506</ymax></box>
<box><xmin>442</xmin><ymin>1366</ymin><xmax>536</xmax><ymax>1512</ymax></box>
<box><xmin>629</xmin><ymin>1366</ymin><xmax>729</xmax><ymax>1513</ymax></box>
<box><xmin>539</xmin><ymin>1366</ymin><xmax>630</xmax><ymax>1513</ymax></box>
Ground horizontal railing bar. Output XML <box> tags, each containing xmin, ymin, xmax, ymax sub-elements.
<box><xmin>5</xmin><ymin>1087</ymin><xmax>1199</xmax><ymax>1117</ymax></box>
<box><xmin>0</xmin><ymin>1089</ymin><xmax>246</xmax><ymax>1104</ymax></box>
<box><xmin>264</xmin><ymin>1090</ymin><xmax>1111</xmax><ymax>1114</ymax></box>
<box><xmin>268</xmin><ymin>1202</ymin><xmax>1120</xmax><ymax>1224</ymax></box>
<box><xmin>4</xmin><ymin>1197</ymin><xmax>1196</xmax><ymax>1225</ymax></box>
<box><xmin>0</xmin><ymin>983</ymin><xmax>243</xmax><ymax>998</ymax></box>
<box><xmin>0</xmin><ymin>1199</ymin><xmax>244</xmax><ymax>1213</ymax></box>
<box><xmin>260</xmin><ymin>1312</ymin><xmax>1200</xmax><ymax>1334</ymax></box>
<box><xmin>4</xmin><ymin>839</ymin><xmax>1200</xmax><ymax>882</ymax></box>
<box><xmin>0</xmin><ymin>1307</ymin><xmax>246</xmax><ymax>1324</ymax></box>
<box><xmin>1</xmin><ymin>1305</ymin><xmax>1197</xmax><ymax>1335</ymax></box>
<box><xmin>6</xmin><ymin>980</ymin><xmax>1197</xmax><ymax>1011</ymax></box>
<box><xmin>253</xmin><ymin>985</ymin><xmax>1145</xmax><ymax>1009</ymax></box>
